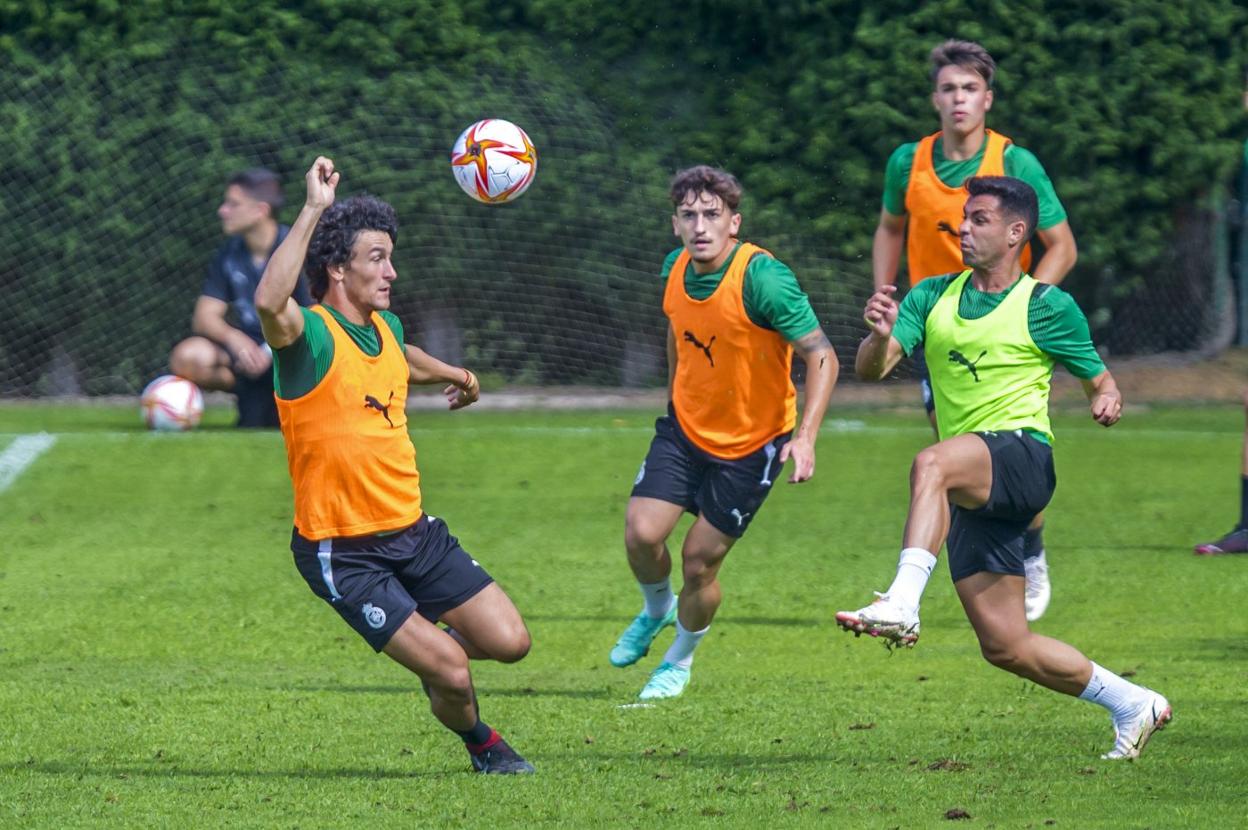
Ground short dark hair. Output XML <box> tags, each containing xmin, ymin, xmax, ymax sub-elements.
<box><xmin>669</xmin><ymin>165</ymin><xmax>743</xmax><ymax>212</ymax></box>
<box><xmin>929</xmin><ymin>39</ymin><xmax>996</xmax><ymax>88</ymax></box>
<box><xmin>227</xmin><ymin>168</ymin><xmax>285</xmax><ymax>213</ymax></box>
<box><xmin>305</xmin><ymin>195</ymin><xmax>398</xmax><ymax>301</ymax></box>
<box><xmin>966</xmin><ymin>176</ymin><xmax>1038</xmax><ymax>240</ymax></box>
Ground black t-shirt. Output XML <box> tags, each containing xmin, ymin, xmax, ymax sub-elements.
<box><xmin>201</xmin><ymin>225</ymin><xmax>312</xmax><ymax>344</ymax></box>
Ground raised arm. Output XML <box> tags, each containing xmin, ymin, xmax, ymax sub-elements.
<box><xmin>780</xmin><ymin>328</ymin><xmax>838</xmax><ymax>483</ymax></box>
<box><xmin>404</xmin><ymin>344</ymin><xmax>480</xmax><ymax>411</ymax></box>
<box><xmin>255</xmin><ymin>157</ymin><xmax>339</xmax><ymax>349</ymax></box>
<box><xmin>1081</xmin><ymin>369</ymin><xmax>1122</xmax><ymax>427</ymax></box>
<box><xmin>855</xmin><ymin>285</ymin><xmax>907</xmax><ymax>380</ymax></box>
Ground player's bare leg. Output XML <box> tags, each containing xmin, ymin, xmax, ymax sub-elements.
<box><xmin>902</xmin><ymin>434</ymin><xmax>993</xmax><ymax>549</ymax></box>
<box><xmin>610</xmin><ymin>497</ymin><xmax>683</xmax><ymax>668</ymax></box>
<box><xmin>441</xmin><ymin>583</ymin><xmax>531</xmax><ymax>663</ymax></box>
<box><xmin>384</xmin><ymin>613</ymin><xmax>479</xmax><ymax>730</ymax></box>
<box><xmin>837</xmin><ymin>433</ymin><xmax>991</xmax><ymax>646</ymax></box>
<box><xmin>954</xmin><ymin>571</ymin><xmax>1088</xmax><ymax>694</ymax></box>
<box><xmin>624</xmin><ymin>497</ymin><xmax>683</xmax><ymax>583</ymax></box>
<box><xmin>955</xmin><ymin>571</ymin><xmax>1171</xmax><ymax>760</ymax></box>
<box><xmin>385</xmin><ymin>610</ymin><xmax>533</xmax><ymax>774</ymax></box>
<box><xmin>639</xmin><ymin>516</ymin><xmax>735</xmax><ymax>700</ymax></box>
<box><xmin>169</xmin><ymin>336</ymin><xmax>236</xmax><ymax>391</ymax></box>
<box><xmin>676</xmin><ymin>517</ymin><xmax>735</xmax><ymax>630</ymax></box>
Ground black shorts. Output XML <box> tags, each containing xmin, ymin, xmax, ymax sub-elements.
<box><xmin>291</xmin><ymin>514</ymin><xmax>494</xmax><ymax>651</ymax></box>
<box><xmin>947</xmin><ymin>430</ymin><xmax>1056</xmax><ymax>582</ymax></box>
<box><xmin>630</xmin><ymin>405</ymin><xmax>790</xmax><ymax>538</ymax></box>
<box><xmin>913</xmin><ymin>345</ymin><xmax>935</xmax><ymax>415</ymax></box>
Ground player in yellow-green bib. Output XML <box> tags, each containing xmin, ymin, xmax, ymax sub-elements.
<box><xmin>836</xmin><ymin>176</ymin><xmax>1171</xmax><ymax>761</ymax></box>
<box><xmin>875</xmin><ymin>39</ymin><xmax>1077</xmax><ymax>623</ymax></box>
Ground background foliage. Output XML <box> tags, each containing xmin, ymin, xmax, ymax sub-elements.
<box><xmin>0</xmin><ymin>0</ymin><xmax>1245</xmax><ymax>393</ymax></box>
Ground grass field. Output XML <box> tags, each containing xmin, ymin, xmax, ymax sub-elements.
<box><xmin>0</xmin><ymin>401</ymin><xmax>1244</xmax><ymax>828</ymax></box>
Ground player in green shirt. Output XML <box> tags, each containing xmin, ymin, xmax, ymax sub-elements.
<box><xmin>609</xmin><ymin>166</ymin><xmax>838</xmax><ymax>702</ymax></box>
<box><xmin>874</xmin><ymin>39</ymin><xmax>1077</xmax><ymax>290</ymax></box>
<box><xmin>658</xmin><ymin>245</ymin><xmax>822</xmax><ymax>341</ymax></box>
<box><xmin>875</xmin><ymin>39</ymin><xmax>1078</xmax><ymax>622</ymax></box>
<box><xmin>837</xmin><ymin>176</ymin><xmax>1171</xmax><ymax>760</ymax></box>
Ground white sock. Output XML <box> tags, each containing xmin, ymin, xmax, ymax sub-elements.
<box><xmin>662</xmin><ymin>620</ymin><xmax>708</xmax><ymax>669</ymax></box>
<box><xmin>639</xmin><ymin>579</ymin><xmax>675</xmax><ymax>619</ymax></box>
<box><xmin>1079</xmin><ymin>662</ymin><xmax>1144</xmax><ymax>720</ymax></box>
<box><xmin>885</xmin><ymin>548</ymin><xmax>937</xmax><ymax>611</ymax></box>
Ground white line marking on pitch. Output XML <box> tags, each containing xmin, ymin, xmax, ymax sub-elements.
<box><xmin>0</xmin><ymin>433</ymin><xmax>57</xmax><ymax>493</ymax></box>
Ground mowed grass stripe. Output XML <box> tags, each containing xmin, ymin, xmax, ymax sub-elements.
<box><xmin>0</xmin><ymin>405</ymin><xmax>1243</xmax><ymax>828</ymax></box>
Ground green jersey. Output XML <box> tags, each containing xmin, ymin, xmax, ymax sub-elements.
<box><xmin>272</xmin><ymin>304</ymin><xmax>405</xmax><ymax>400</ymax></box>
<box><xmin>894</xmin><ymin>273</ymin><xmax>1105</xmax><ymax>377</ymax></box>
<box><xmin>894</xmin><ymin>272</ymin><xmax>1106</xmax><ymax>443</ymax></box>
<box><xmin>881</xmin><ymin>140</ymin><xmax>1067</xmax><ymax>230</ymax></box>
<box><xmin>661</xmin><ymin>244</ymin><xmax>820</xmax><ymax>341</ymax></box>
<box><xmin>924</xmin><ymin>271</ymin><xmax>1054</xmax><ymax>441</ymax></box>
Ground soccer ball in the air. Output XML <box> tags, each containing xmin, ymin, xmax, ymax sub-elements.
<box><xmin>141</xmin><ymin>375</ymin><xmax>204</xmax><ymax>431</ymax></box>
<box><xmin>450</xmin><ymin>119</ymin><xmax>538</xmax><ymax>204</ymax></box>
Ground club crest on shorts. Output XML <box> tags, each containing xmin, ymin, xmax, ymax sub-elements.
<box><xmin>362</xmin><ymin>602</ymin><xmax>387</xmax><ymax>629</ymax></box>
<box><xmin>634</xmin><ymin>461</ymin><xmax>646</xmax><ymax>486</ymax></box>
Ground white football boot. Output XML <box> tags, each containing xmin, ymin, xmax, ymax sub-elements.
<box><xmin>834</xmin><ymin>592</ymin><xmax>920</xmax><ymax>648</ymax></box>
<box><xmin>1102</xmin><ymin>690</ymin><xmax>1172</xmax><ymax>760</ymax></box>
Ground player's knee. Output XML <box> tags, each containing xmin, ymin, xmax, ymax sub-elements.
<box><xmin>169</xmin><ymin>338</ymin><xmax>215</xmax><ymax>379</ymax></box>
<box><xmin>910</xmin><ymin>448</ymin><xmax>948</xmax><ymax>490</ymax></box>
<box><xmin>624</xmin><ymin>514</ymin><xmax>666</xmax><ymax>554</ymax></box>
<box><xmin>494</xmin><ymin>627</ymin><xmax>531</xmax><ymax>664</ymax></box>
<box><xmin>680</xmin><ymin>554</ymin><xmax>720</xmax><ymax>590</ymax></box>
<box><xmin>168</xmin><ymin>340</ymin><xmax>198</xmax><ymax>377</ymax></box>
<box><xmin>427</xmin><ymin>663</ymin><xmax>473</xmax><ymax>704</ymax></box>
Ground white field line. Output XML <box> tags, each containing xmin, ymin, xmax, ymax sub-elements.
<box><xmin>0</xmin><ymin>433</ymin><xmax>57</xmax><ymax>493</ymax></box>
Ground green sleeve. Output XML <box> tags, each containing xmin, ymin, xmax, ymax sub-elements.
<box><xmin>1004</xmin><ymin>145</ymin><xmax>1068</xmax><ymax>230</ymax></box>
<box><xmin>1028</xmin><ymin>285</ymin><xmax>1106</xmax><ymax>379</ymax></box>
<box><xmin>273</xmin><ymin>308</ymin><xmax>334</xmax><ymax>400</ymax></box>
<box><xmin>660</xmin><ymin>248</ymin><xmax>682</xmax><ymax>280</ymax></box>
<box><xmin>378</xmin><ymin>310</ymin><xmax>405</xmax><ymax>346</ymax></box>
<box><xmin>742</xmin><ymin>254</ymin><xmax>820</xmax><ymax>341</ymax></box>
<box><xmin>892</xmin><ymin>275</ymin><xmax>957</xmax><ymax>356</ymax></box>
<box><xmin>881</xmin><ymin>143</ymin><xmax>918</xmax><ymax>216</ymax></box>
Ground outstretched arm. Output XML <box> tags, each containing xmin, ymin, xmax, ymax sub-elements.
<box><xmin>256</xmin><ymin>157</ymin><xmax>339</xmax><ymax>349</ymax></box>
<box><xmin>780</xmin><ymin>328</ymin><xmax>838</xmax><ymax>483</ymax></box>
<box><xmin>1082</xmin><ymin>369</ymin><xmax>1122</xmax><ymax>427</ymax></box>
<box><xmin>404</xmin><ymin>345</ymin><xmax>480</xmax><ymax>410</ymax></box>
<box><xmin>855</xmin><ymin>285</ymin><xmax>906</xmax><ymax>380</ymax></box>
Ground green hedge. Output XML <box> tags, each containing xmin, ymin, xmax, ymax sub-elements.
<box><xmin>0</xmin><ymin>1</ymin><xmax>1244</xmax><ymax>394</ymax></box>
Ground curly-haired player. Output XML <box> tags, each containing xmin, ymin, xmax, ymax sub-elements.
<box><xmin>255</xmin><ymin>157</ymin><xmax>534</xmax><ymax>775</ymax></box>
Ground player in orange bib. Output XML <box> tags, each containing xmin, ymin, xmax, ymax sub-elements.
<box><xmin>255</xmin><ymin>157</ymin><xmax>534</xmax><ymax>775</ymax></box>
<box><xmin>608</xmin><ymin>166</ymin><xmax>839</xmax><ymax>700</ymax></box>
<box><xmin>872</xmin><ymin>39</ymin><xmax>1079</xmax><ymax>623</ymax></box>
